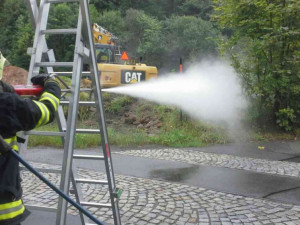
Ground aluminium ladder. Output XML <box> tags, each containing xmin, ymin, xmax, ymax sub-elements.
<box><xmin>23</xmin><ymin>0</ymin><xmax>122</xmax><ymax>224</ymax></box>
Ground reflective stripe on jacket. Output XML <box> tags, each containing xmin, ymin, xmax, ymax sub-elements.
<box><xmin>33</xmin><ymin>91</ymin><xmax>60</xmax><ymax>128</ymax></box>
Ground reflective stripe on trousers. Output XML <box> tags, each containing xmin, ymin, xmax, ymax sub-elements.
<box><xmin>0</xmin><ymin>199</ymin><xmax>25</xmax><ymax>220</ymax></box>
<box><xmin>4</xmin><ymin>136</ymin><xmax>18</xmax><ymax>151</ymax></box>
<box><xmin>0</xmin><ymin>136</ymin><xmax>18</xmax><ymax>156</ymax></box>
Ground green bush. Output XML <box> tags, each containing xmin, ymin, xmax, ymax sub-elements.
<box><xmin>78</xmin><ymin>92</ymin><xmax>92</xmax><ymax>121</ymax></box>
<box><xmin>106</xmin><ymin>95</ymin><xmax>133</xmax><ymax>113</ymax></box>
<box><xmin>275</xmin><ymin>108</ymin><xmax>296</xmax><ymax>131</ymax></box>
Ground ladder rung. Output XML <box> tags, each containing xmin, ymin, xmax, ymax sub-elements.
<box><xmin>20</xmin><ymin>166</ymin><xmax>61</xmax><ymax>174</ymax></box>
<box><xmin>80</xmin><ymin>202</ymin><xmax>112</xmax><ymax>208</ymax></box>
<box><xmin>25</xmin><ymin>205</ymin><xmax>57</xmax><ymax>213</ymax></box>
<box><xmin>24</xmin><ymin>131</ymin><xmax>65</xmax><ymax>136</ymax></box>
<box><xmin>73</xmin><ymin>154</ymin><xmax>105</xmax><ymax>160</ymax></box>
<box><xmin>75</xmin><ymin>178</ymin><xmax>108</xmax><ymax>185</ymax></box>
<box><xmin>46</xmin><ymin>0</ymin><xmax>79</xmax><ymax>3</ymax></box>
<box><xmin>62</xmin><ymin>88</ymin><xmax>93</xmax><ymax>93</ymax></box>
<box><xmin>36</xmin><ymin>62</ymin><xmax>73</xmax><ymax>67</ymax></box>
<box><xmin>50</xmin><ymin>71</ymin><xmax>92</xmax><ymax>77</ymax></box>
<box><xmin>75</xmin><ymin>129</ymin><xmax>100</xmax><ymax>134</ymax></box>
<box><xmin>41</xmin><ymin>29</ymin><xmax>77</xmax><ymax>35</ymax></box>
<box><xmin>60</xmin><ymin>101</ymin><xmax>96</xmax><ymax>106</ymax></box>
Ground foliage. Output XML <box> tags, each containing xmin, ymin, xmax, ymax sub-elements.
<box><xmin>0</xmin><ymin>0</ymin><xmax>219</xmax><ymax>71</ymax></box>
<box><xmin>154</xmin><ymin>106</ymin><xmax>229</xmax><ymax>146</ymax></box>
<box><xmin>275</xmin><ymin>108</ymin><xmax>296</xmax><ymax>131</ymax></box>
<box><xmin>89</xmin><ymin>0</ymin><xmax>118</xmax><ymax>12</ymax></box>
<box><xmin>123</xmin><ymin>9</ymin><xmax>166</xmax><ymax>67</ymax></box>
<box><xmin>108</xmin><ymin>128</ymin><xmax>148</xmax><ymax>147</ymax></box>
<box><xmin>28</xmin><ymin>123</ymin><xmax>101</xmax><ymax>148</ymax></box>
<box><xmin>106</xmin><ymin>95</ymin><xmax>133</xmax><ymax>113</ymax></box>
<box><xmin>164</xmin><ymin>15</ymin><xmax>220</xmax><ymax>63</ymax></box>
<box><xmin>48</xmin><ymin>3</ymin><xmax>78</xmax><ymax>62</ymax></box>
<box><xmin>2</xmin><ymin>0</ymin><xmax>298</xmax><ymax>133</ymax></box>
<box><xmin>0</xmin><ymin>0</ymin><xmax>31</xmax><ymax>67</ymax></box>
<box><xmin>78</xmin><ymin>92</ymin><xmax>92</xmax><ymax>120</ymax></box>
<box><xmin>178</xmin><ymin>0</ymin><xmax>214</xmax><ymax>20</ymax></box>
<box><xmin>213</xmin><ymin>0</ymin><xmax>300</xmax><ymax>129</ymax></box>
<box><xmin>119</xmin><ymin>0</ymin><xmax>178</xmax><ymax>19</ymax></box>
<box><xmin>28</xmin><ymin>98</ymin><xmax>230</xmax><ymax>148</ymax></box>
<box><xmin>95</xmin><ymin>10</ymin><xmax>125</xmax><ymax>37</ymax></box>
<box><xmin>118</xmin><ymin>0</ymin><xmax>214</xmax><ymax>20</ymax></box>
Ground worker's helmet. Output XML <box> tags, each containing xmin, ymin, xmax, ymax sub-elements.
<box><xmin>0</xmin><ymin>51</ymin><xmax>10</xmax><ymax>80</ymax></box>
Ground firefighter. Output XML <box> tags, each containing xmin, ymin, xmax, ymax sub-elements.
<box><xmin>0</xmin><ymin>51</ymin><xmax>61</xmax><ymax>225</ymax></box>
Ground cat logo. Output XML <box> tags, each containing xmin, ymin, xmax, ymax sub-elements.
<box><xmin>121</xmin><ymin>70</ymin><xmax>145</xmax><ymax>84</ymax></box>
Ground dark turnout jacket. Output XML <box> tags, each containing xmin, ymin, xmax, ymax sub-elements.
<box><xmin>0</xmin><ymin>80</ymin><xmax>60</xmax><ymax>225</ymax></box>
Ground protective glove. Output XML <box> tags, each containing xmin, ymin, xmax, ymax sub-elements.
<box><xmin>31</xmin><ymin>74</ymin><xmax>56</xmax><ymax>86</ymax></box>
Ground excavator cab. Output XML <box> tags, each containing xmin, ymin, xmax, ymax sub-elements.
<box><xmin>93</xmin><ymin>23</ymin><xmax>158</xmax><ymax>88</ymax></box>
<box><xmin>95</xmin><ymin>44</ymin><xmax>115</xmax><ymax>63</ymax></box>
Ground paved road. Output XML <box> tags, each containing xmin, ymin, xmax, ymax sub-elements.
<box><xmin>21</xmin><ymin>141</ymin><xmax>300</xmax><ymax>225</ymax></box>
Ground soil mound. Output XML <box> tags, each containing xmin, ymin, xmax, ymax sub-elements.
<box><xmin>2</xmin><ymin>66</ymin><xmax>28</xmax><ymax>85</ymax></box>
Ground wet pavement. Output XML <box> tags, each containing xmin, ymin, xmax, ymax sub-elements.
<box><xmin>21</xmin><ymin>141</ymin><xmax>300</xmax><ymax>225</ymax></box>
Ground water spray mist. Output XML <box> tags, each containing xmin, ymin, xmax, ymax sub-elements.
<box><xmin>103</xmin><ymin>60</ymin><xmax>246</xmax><ymax>126</ymax></box>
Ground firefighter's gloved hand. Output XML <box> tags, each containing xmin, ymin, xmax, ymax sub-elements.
<box><xmin>31</xmin><ymin>74</ymin><xmax>56</xmax><ymax>86</ymax></box>
<box><xmin>0</xmin><ymin>135</ymin><xmax>12</xmax><ymax>155</ymax></box>
<box><xmin>3</xmin><ymin>82</ymin><xmax>14</xmax><ymax>93</ymax></box>
<box><xmin>0</xmin><ymin>80</ymin><xmax>14</xmax><ymax>93</ymax></box>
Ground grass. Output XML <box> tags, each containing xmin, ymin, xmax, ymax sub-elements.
<box><xmin>28</xmin><ymin>106</ymin><xmax>230</xmax><ymax>148</ymax></box>
<box><xmin>104</xmin><ymin>94</ymin><xmax>133</xmax><ymax>113</ymax></box>
<box><xmin>28</xmin><ymin>123</ymin><xmax>101</xmax><ymax>148</ymax></box>
<box><xmin>28</xmin><ymin>120</ymin><xmax>297</xmax><ymax>149</ymax></box>
<box><xmin>247</xmin><ymin>128</ymin><xmax>299</xmax><ymax>142</ymax></box>
<box><xmin>27</xmin><ymin>94</ymin><xmax>298</xmax><ymax>149</ymax></box>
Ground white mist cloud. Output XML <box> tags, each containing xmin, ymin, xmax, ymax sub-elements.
<box><xmin>103</xmin><ymin>60</ymin><xmax>247</xmax><ymax>124</ymax></box>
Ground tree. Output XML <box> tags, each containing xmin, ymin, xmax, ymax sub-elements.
<box><xmin>123</xmin><ymin>9</ymin><xmax>166</xmax><ymax>67</ymax></box>
<box><xmin>0</xmin><ymin>0</ymin><xmax>31</xmax><ymax>67</ymax></box>
<box><xmin>164</xmin><ymin>15</ymin><xmax>220</xmax><ymax>68</ymax></box>
<box><xmin>95</xmin><ymin>10</ymin><xmax>125</xmax><ymax>37</ymax></box>
<box><xmin>213</xmin><ymin>0</ymin><xmax>300</xmax><ymax>130</ymax></box>
<box><xmin>178</xmin><ymin>0</ymin><xmax>214</xmax><ymax>20</ymax></box>
<box><xmin>47</xmin><ymin>3</ymin><xmax>78</xmax><ymax>63</ymax></box>
<box><xmin>89</xmin><ymin>0</ymin><xmax>118</xmax><ymax>11</ymax></box>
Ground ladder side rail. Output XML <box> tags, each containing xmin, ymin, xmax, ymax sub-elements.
<box><xmin>56</xmin><ymin>6</ymin><xmax>85</xmax><ymax>225</ymax></box>
<box><xmin>56</xmin><ymin>105</ymin><xmax>67</xmax><ymax>146</ymax></box>
<box><xmin>25</xmin><ymin>0</ymin><xmax>39</xmax><ymax>28</ymax></box>
<box><xmin>79</xmin><ymin>1</ymin><xmax>121</xmax><ymax>224</ymax></box>
<box><xmin>79</xmin><ymin>0</ymin><xmax>116</xmax><ymax>192</ymax></box>
<box><xmin>20</xmin><ymin>0</ymin><xmax>56</xmax><ymax>153</ymax></box>
<box><xmin>27</xmin><ymin>0</ymin><xmax>51</xmax><ymax>79</ymax></box>
<box><xmin>71</xmin><ymin>167</ymin><xmax>89</xmax><ymax>225</ymax></box>
<box><xmin>25</xmin><ymin>0</ymin><xmax>55</xmax><ymax>78</ymax></box>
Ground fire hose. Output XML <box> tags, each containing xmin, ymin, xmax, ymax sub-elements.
<box><xmin>0</xmin><ymin>135</ymin><xmax>106</xmax><ymax>225</ymax></box>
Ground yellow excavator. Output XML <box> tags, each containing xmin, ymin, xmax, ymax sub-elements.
<box><xmin>93</xmin><ymin>23</ymin><xmax>158</xmax><ymax>88</ymax></box>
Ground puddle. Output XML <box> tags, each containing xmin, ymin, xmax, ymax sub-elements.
<box><xmin>149</xmin><ymin>166</ymin><xmax>199</xmax><ymax>182</ymax></box>
<box><xmin>281</xmin><ymin>156</ymin><xmax>300</xmax><ymax>163</ymax></box>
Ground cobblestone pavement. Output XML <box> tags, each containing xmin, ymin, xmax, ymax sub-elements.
<box><xmin>115</xmin><ymin>149</ymin><xmax>300</xmax><ymax>178</ymax></box>
<box><xmin>22</xmin><ymin>162</ymin><xmax>300</xmax><ymax>225</ymax></box>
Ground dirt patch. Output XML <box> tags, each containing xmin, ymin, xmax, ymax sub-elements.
<box><xmin>3</xmin><ymin>66</ymin><xmax>28</xmax><ymax>85</ymax></box>
<box><xmin>103</xmin><ymin>99</ymin><xmax>163</xmax><ymax>135</ymax></box>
